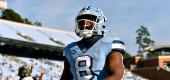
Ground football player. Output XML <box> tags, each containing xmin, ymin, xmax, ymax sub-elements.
<box><xmin>61</xmin><ymin>6</ymin><xmax>126</xmax><ymax>80</ymax></box>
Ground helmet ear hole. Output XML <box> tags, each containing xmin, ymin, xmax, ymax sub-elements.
<box><xmin>102</xmin><ymin>25</ymin><xmax>105</xmax><ymax>28</ymax></box>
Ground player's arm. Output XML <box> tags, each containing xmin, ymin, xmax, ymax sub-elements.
<box><xmin>104</xmin><ymin>39</ymin><xmax>125</xmax><ymax>80</ymax></box>
<box><xmin>60</xmin><ymin>58</ymin><xmax>73</xmax><ymax>80</ymax></box>
<box><xmin>104</xmin><ymin>51</ymin><xmax>124</xmax><ymax>80</ymax></box>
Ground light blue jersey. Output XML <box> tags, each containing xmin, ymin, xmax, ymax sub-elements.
<box><xmin>64</xmin><ymin>36</ymin><xmax>125</xmax><ymax>80</ymax></box>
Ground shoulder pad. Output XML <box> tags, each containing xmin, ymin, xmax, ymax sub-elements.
<box><xmin>101</xmin><ymin>36</ymin><xmax>122</xmax><ymax>43</ymax></box>
<box><xmin>64</xmin><ymin>42</ymin><xmax>77</xmax><ymax>50</ymax></box>
<box><xmin>101</xmin><ymin>36</ymin><xmax>114</xmax><ymax>43</ymax></box>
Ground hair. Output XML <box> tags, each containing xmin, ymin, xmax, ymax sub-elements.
<box><xmin>18</xmin><ymin>65</ymin><xmax>32</xmax><ymax>78</ymax></box>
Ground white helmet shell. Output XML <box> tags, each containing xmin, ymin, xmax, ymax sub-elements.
<box><xmin>75</xmin><ymin>6</ymin><xmax>107</xmax><ymax>38</ymax></box>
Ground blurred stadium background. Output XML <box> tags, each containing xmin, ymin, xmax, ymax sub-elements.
<box><xmin>0</xmin><ymin>19</ymin><xmax>79</xmax><ymax>79</ymax></box>
<box><xmin>1</xmin><ymin>0</ymin><xmax>170</xmax><ymax>80</ymax></box>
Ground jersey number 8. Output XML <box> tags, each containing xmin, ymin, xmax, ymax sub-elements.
<box><xmin>75</xmin><ymin>56</ymin><xmax>93</xmax><ymax>80</ymax></box>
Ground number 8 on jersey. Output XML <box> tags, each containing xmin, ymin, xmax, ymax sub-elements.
<box><xmin>75</xmin><ymin>56</ymin><xmax>93</xmax><ymax>80</ymax></box>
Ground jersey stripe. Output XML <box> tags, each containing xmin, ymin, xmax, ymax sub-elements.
<box><xmin>112</xmin><ymin>43</ymin><xmax>126</xmax><ymax>50</ymax></box>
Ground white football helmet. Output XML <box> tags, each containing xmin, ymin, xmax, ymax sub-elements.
<box><xmin>75</xmin><ymin>6</ymin><xmax>107</xmax><ymax>38</ymax></box>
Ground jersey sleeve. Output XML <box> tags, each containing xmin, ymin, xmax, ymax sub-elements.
<box><xmin>111</xmin><ymin>39</ymin><xmax>126</xmax><ymax>55</ymax></box>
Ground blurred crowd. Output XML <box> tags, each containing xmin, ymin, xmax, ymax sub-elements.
<box><xmin>0</xmin><ymin>54</ymin><xmax>64</xmax><ymax>80</ymax></box>
<box><xmin>5</xmin><ymin>65</ymin><xmax>45</xmax><ymax>80</ymax></box>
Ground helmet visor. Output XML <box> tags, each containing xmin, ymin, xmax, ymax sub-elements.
<box><xmin>77</xmin><ymin>19</ymin><xmax>95</xmax><ymax>30</ymax></box>
<box><xmin>76</xmin><ymin>14</ymin><xmax>97</xmax><ymax>22</ymax></box>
